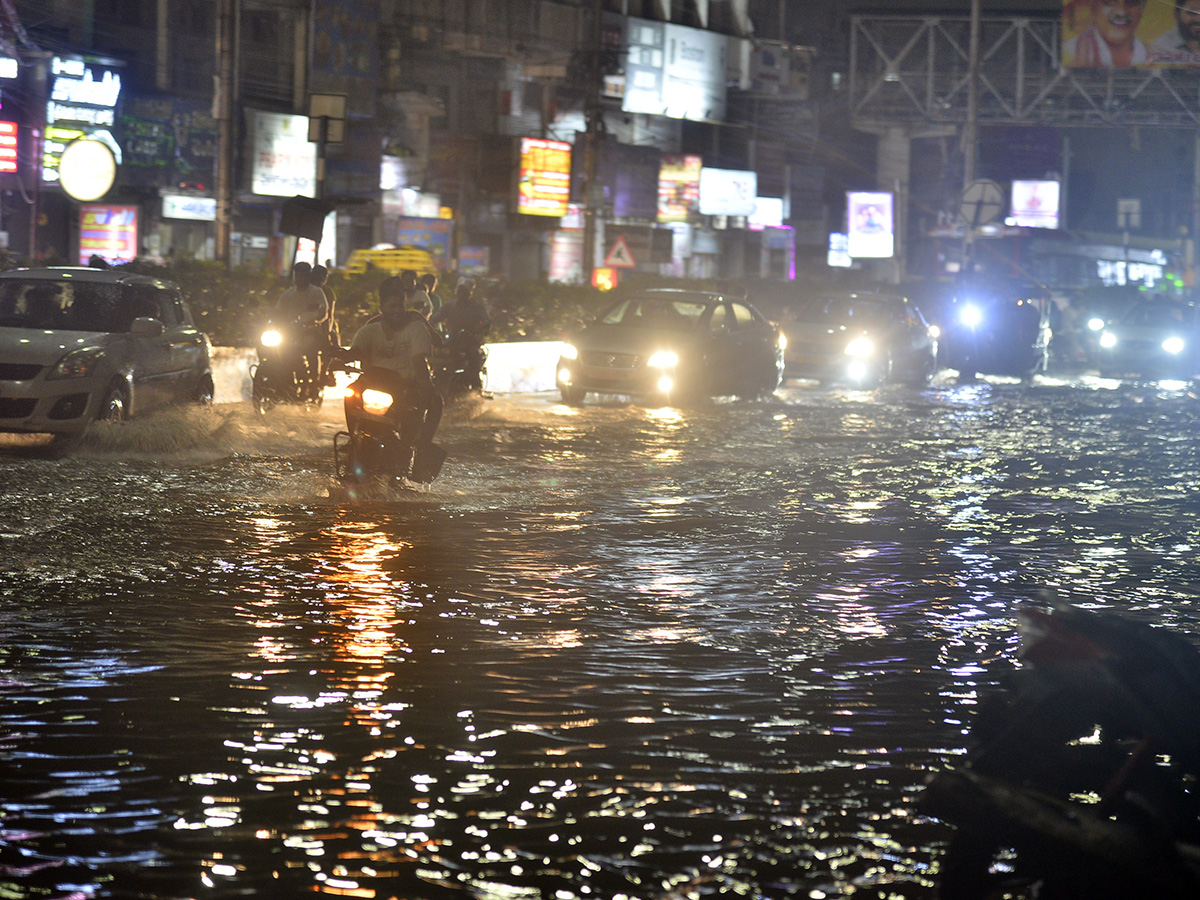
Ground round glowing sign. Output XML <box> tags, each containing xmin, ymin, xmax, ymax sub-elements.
<box><xmin>58</xmin><ymin>139</ymin><xmax>116</xmax><ymax>201</ymax></box>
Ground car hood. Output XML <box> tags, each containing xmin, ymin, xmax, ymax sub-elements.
<box><xmin>0</xmin><ymin>327</ymin><xmax>117</xmax><ymax>366</ymax></box>
<box><xmin>570</xmin><ymin>324</ymin><xmax>699</xmax><ymax>355</ymax></box>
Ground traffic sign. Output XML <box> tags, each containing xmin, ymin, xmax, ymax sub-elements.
<box><xmin>604</xmin><ymin>235</ymin><xmax>636</xmax><ymax>268</ymax></box>
<box><xmin>960</xmin><ymin>179</ymin><xmax>1005</xmax><ymax>228</ymax></box>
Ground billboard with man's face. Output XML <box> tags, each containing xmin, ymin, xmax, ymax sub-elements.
<box><xmin>1062</xmin><ymin>0</ymin><xmax>1200</xmax><ymax>68</ymax></box>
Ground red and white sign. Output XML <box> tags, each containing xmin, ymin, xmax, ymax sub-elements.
<box><xmin>0</xmin><ymin>121</ymin><xmax>16</xmax><ymax>174</ymax></box>
<box><xmin>604</xmin><ymin>235</ymin><xmax>636</xmax><ymax>268</ymax></box>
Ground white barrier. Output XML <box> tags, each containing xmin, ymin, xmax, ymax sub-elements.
<box><xmin>210</xmin><ymin>341</ymin><xmax>563</xmax><ymax>403</ymax></box>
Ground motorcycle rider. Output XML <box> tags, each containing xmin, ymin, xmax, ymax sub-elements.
<box><xmin>343</xmin><ymin>277</ymin><xmax>444</xmax><ymax>479</ymax></box>
<box><xmin>432</xmin><ymin>279</ymin><xmax>491</xmax><ymax>392</ymax></box>
<box><xmin>276</xmin><ymin>261</ymin><xmax>332</xmax><ymax>386</ymax></box>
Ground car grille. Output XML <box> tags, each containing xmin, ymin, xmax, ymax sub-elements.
<box><xmin>0</xmin><ymin>363</ymin><xmax>43</xmax><ymax>380</ymax></box>
<box><xmin>0</xmin><ymin>398</ymin><xmax>36</xmax><ymax>418</ymax></box>
<box><xmin>580</xmin><ymin>350</ymin><xmax>641</xmax><ymax>369</ymax></box>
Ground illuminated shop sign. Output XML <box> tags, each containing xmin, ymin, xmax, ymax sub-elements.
<box><xmin>0</xmin><ymin>57</ymin><xmax>17</xmax><ymax>79</ymax></box>
<box><xmin>517</xmin><ymin>137</ymin><xmax>571</xmax><ymax>217</ymax></box>
<box><xmin>79</xmin><ymin>204</ymin><xmax>138</xmax><ymax>266</ymax></box>
<box><xmin>748</xmin><ymin>196</ymin><xmax>784</xmax><ymax>230</ymax></box>
<box><xmin>162</xmin><ymin>193</ymin><xmax>217</xmax><ymax>221</ymax></box>
<box><xmin>0</xmin><ymin>122</ymin><xmax>16</xmax><ymax>174</ymax></box>
<box><xmin>698</xmin><ymin>167</ymin><xmax>756</xmax><ymax>217</ymax></box>
<box><xmin>1007</xmin><ymin>180</ymin><xmax>1060</xmax><ymax>229</ymax></box>
<box><xmin>657</xmin><ymin>154</ymin><xmax>701</xmax><ymax>223</ymax></box>
<box><xmin>44</xmin><ymin>57</ymin><xmax>123</xmax><ymax>183</ymax></box>
<box><xmin>250</xmin><ymin>111</ymin><xmax>316</xmax><ymax>197</ymax></box>
<box><xmin>846</xmin><ymin>191</ymin><xmax>894</xmax><ymax>258</ymax></box>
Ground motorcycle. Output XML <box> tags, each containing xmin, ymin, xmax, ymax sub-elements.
<box><xmin>250</xmin><ymin>319</ymin><xmax>329</xmax><ymax>413</ymax></box>
<box><xmin>435</xmin><ymin>329</ymin><xmax>489</xmax><ymax>399</ymax></box>
<box><xmin>925</xmin><ymin>598</ymin><xmax>1200</xmax><ymax>899</ymax></box>
<box><xmin>332</xmin><ymin>361</ymin><xmax>447</xmax><ymax>492</ymax></box>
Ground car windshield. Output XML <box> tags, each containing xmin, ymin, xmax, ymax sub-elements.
<box><xmin>600</xmin><ymin>296</ymin><xmax>707</xmax><ymax>331</ymax></box>
<box><xmin>798</xmin><ymin>297</ymin><xmax>889</xmax><ymax>325</ymax></box>
<box><xmin>1124</xmin><ymin>303</ymin><xmax>1192</xmax><ymax>329</ymax></box>
<box><xmin>0</xmin><ymin>280</ymin><xmax>125</xmax><ymax>332</ymax></box>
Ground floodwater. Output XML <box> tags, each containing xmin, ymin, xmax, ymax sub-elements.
<box><xmin>2</xmin><ymin>374</ymin><xmax>1199</xmax><ymax>900</ymax></box>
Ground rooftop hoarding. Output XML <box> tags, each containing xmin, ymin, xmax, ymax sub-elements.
<box><xmin>621</xmin><ymin>18</ymin><xmax>727</xmax><ymax>122</ymax></box>
<box><xmin>518</xmin><ymin>137</ymin><xmax>571</xmax><ymax>217</ymax></box>
<box><xmin>1063</xmin><ymin>0</ymin><xmax>1200</xmax><ymax>68</ymax></box>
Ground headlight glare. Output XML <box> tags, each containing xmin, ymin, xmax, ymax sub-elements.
<box><xmin>1087</xmin><ymin>317</ymin><xmax>1106</xmax><ymax>332</ymax></box>
<box><xmin>777</xmin><ymin>332</ymin><xmax>788</xmax><ymax>351</ymax></box>
<box><xmin>959</xmin><ymin>305</ymin><xmax>983</xmax><ymax>329</ymax></box>
<box><xmin>48</xmin><ymin>346</ymin><xmax>106</xmax><ymax>380</ymax></box>
<box><xmin>260</xmin><ymin>329</ymin><xmax>283</xmax><ymax>347</ymax></box>
<box><xmin>648</xmin><ymin>350</ymin><xmax>679</xmax><ymax>368</ymax></box>
<box><xmin>844</xmin><ymin>336</ymin><xmax>874</xmax><ymax>358</ymax></box>
<box><xmin>1099</xmin><ymin>331</ymin><xmax>1118</xmax><ymax>349</ymax></box>
<box><xmin>560</xmin><ymin>343</ymin><xmax>578</xmax><ymax>360</ymax></box>
<box><xmin>360</xmin><ymin>389</ymin><xmax>394</xmax><ymax>415</ymax></box>
<box><xmin>1162</xmin><ymin>336</ymin><xmax>1186</xmax><ymax>355</ymax></box>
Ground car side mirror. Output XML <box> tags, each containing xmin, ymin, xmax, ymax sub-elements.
<box><xmin>131</xmin><ymin>316</ymin><xmax>165</xmax><ymax>337</ymax></box>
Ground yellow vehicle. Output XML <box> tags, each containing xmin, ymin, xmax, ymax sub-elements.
<box><xmin>343</xmin><ymin>246</ymin><xmax>437</xmax><ymax>277</ymax></box>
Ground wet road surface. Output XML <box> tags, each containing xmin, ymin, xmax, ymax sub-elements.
<box><xmin>2</xmin><ymin>373</ymin><xmax>1199</xmax><ymax>899</ymax></box>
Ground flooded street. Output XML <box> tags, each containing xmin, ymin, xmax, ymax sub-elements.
<box><xmin>2</xmin><ymin>375</ymin><xmax>1200</xmax><ymax>900</ymax></box>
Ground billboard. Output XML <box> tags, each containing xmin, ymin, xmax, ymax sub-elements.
<box><xmin>43</xmin><ymin>57</ymin><xmax>123</xmax><ymax>184</ymax></box>
<box><xmin>250</xmin><ymin>111</ymin><xmax>316</xmax><ymax>197</ymax></box>
<box><xmin>698</xmin><ymin>167</ymin><xmax>756</xmax><ymax>217</ymax></box>
<box><xmin>518</xmin><ymin>137</ymin><xmax>571</xmax><ymax>216</ymax></box>
<box><xmin>846</xmin><ymin>192</ymin><xmax>894</xmax><ymax>258</ymax></box>
<box><xmin>79</xmin><ymin>205</ymin><xmax>137</xmax><ymax>266</ymax></box>
<box><xmin>622</xmin><ymin>19</ymin><xmax>727</xmax><ymax>121</ymax></box>
<box><xmin>1063</xmin><ymin>0</ymin><xmax>1200</xmax><ymax>68</ymax></box>
<box><xmin>1008</xmin><ymin>180</ymin><xmax>1060</xmax><ymax>229</ymax></box>
<box><xmin>658</xmin><ymin>154</ymin><xmax>701</xmax><ymax>223</ymax></box>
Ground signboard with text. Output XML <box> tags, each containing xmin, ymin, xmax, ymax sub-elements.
<box><xmin>250</xmin><ymin>111</ymin><xmax>316</xmax><ymax>197</ymax></box>
<box><xmin>1007</xmin><ymin>180</ymin><xmax>1060</xmax><ymax>229</ymax></box>
<box><xmin>657</xmin><ymin>154</ymin><xmax>701</xmax><ymax>222</ymax></box>
<box><xmin>846</xmin><ymin>192</ymin><xmax>894</xmax><ymax>258</ymax></box>
<box><xmin>518</xmin><ymin>137</ymin><xmax>571</xmax><ymax>216</ymax></box>
<box><xmin>44</xmin><ymin>56</ymin><xmax>123</xmax><ymax>184</ymax></box>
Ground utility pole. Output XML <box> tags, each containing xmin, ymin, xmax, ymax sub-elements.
<box><xmin>214</xmin><ymin>0</ymin><xmax>235</xmax><ymax>265</ymax></box>
<box><xmin>581</xmin><ymin>0</ymin><xmax>603</xmax><ymax>281</ymax></box>
<box><xmin>961</xmin><ymin>0</ymin><xmax>982</xmax><ymax>276</ymax></box>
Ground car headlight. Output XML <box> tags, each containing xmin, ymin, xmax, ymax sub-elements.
<box><xmin>1099</xmin><ymin>331</ymin><xmax>1118</xmax><ymax>349</ymax></box>
<box><xmin>777</xmin><ymin>332</ymin><xmax>788</xmax><ymax>351</ymax></box>
<box><xmin>47</xmin><ymin>346</ymin><xmax>106</xmax><ymax>380</ymax></box>
<box><xmin>559</xmin><ymin>342</ymin><xmax>578</xmax><ymax>360</ymax></box>
<box><xmin>360</xmin><ymin>388</ymin><xmax>394</xmax><ymax>416</ymax></box>
<box><xmin>1162</xmin><ymin>336</ymin><xmax>1186</xmax><ymax>355</ymax></box>
<box><xmin>844</xmin><ymin>336</ymin><xmax>874</xmax><ymax>358</ymax></box>
<box><xmin>1087</xmin><ymin>317</ymin><xmax>1106</xmax><ymax>332</ymax></box>
<box><xmin>958</xmin><ymin>305</ymin><xmax>983</xmax><ymax>329</ymax></box>
<box><xmin>928</xmin><ymin>324</ymin><xmax>941</xmax><ymax>340</ymax></box>
<box><xmin>648</xmin><ymin>350</ymin><xmax>679</xmax><ymax>368</ymax></box>
<box><xmin>260</xmin><ymin>329</ymin><xmax>283</xmax><ymax>347</ymax></box>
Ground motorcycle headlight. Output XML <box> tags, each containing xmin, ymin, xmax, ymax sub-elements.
<box><xmin>648</xmin><ymin>350</ymin><xmax>679</xmax><ymax>369</ymax></box>
<box><xmin>47</xmin><ymin>346</ymin><xmax>106</xmax><ymax>380</ymax></box>
<box><xmin>958</xmin><ymin>305</ymin><xmax>983</xmax><ymax>329</ymax></box>
<box><xmin>1162</xmin><ymin>336</ymin><xmax>1185</xmax><ymax>355</ymax></box>
<box><xmin>928</xmin><ymin>324</ymin><xmax>941</xmax><ymax>340</ymax></box>
<box><xmin>560</xmin><ymin>342</ymin><xmax>578</xmax><ymax>360</ymax></box>
<box><xmin>777</xmin><ymin>332</ymin><xmax>788</xmax><ymax>351</ymax></box>
<box><xmin>844</xmin><ymin>336</ymin><xmax>874</xmax><ymax>358</ymax></box>
<box><xmin>360</xmin><ymin>388</ymin><xmax>394</xmax><ymax>416</ymax></box>
<box><xmin>1099</xmin><ymin>331</ymin><xmax>1118</xmax><ymax>349</ymax></box>
<box><xmin>260</xmin><ymin>329</ymin><xmax>283</xmax><ymax>347</ymax></box>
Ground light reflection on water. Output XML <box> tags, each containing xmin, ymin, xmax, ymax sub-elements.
<box><xmin>1</xmin><ymin>377</ymin><xmax>1200</xmax><ymax>898</ymax></box>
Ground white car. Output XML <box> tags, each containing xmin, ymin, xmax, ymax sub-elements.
<box><xmin>0</xmin><ymin>267</ymin><xmax>213</xmax><ymax>444</ymax></box>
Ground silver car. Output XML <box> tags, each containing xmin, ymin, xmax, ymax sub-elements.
<box><xmin>0</xmin><ymin>267</ymin><xmax>213</xmax><ymax>442</ymax></box>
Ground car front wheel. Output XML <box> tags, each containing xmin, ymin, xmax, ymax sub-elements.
<box><xmin>560</xmin><ymin>384</ymin><xmax>586</xmax><ymax>405</ymax></box>
<box><xmin>97</xmin><ymin>381</ymin><xmax>129</xmax><ymax>422</ymax></box>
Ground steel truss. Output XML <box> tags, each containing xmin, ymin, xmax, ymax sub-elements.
<box><xmin>850</xmin><ymin>15</ymin><xmax>1200</xmax><ymax>130</ymax></box>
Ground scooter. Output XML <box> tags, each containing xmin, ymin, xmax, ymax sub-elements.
<box><xmin>925</xmin><ymin>598</ymin><xmax>1200</xmax><ymax>899</ymax></box>
<box><xmin>435</xmin><ymin>329</ymin><xmax>489</xmax><ymax>399</ymax></box>
<box><xmin>250</xmin><ymin>319</ymin><xmax>328</xmax><ymax>413</ymax></box>
<box><xmin>332</xmin><ymin>361</ymin><xmax>447</xmax><ymax>493</ymax></box>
